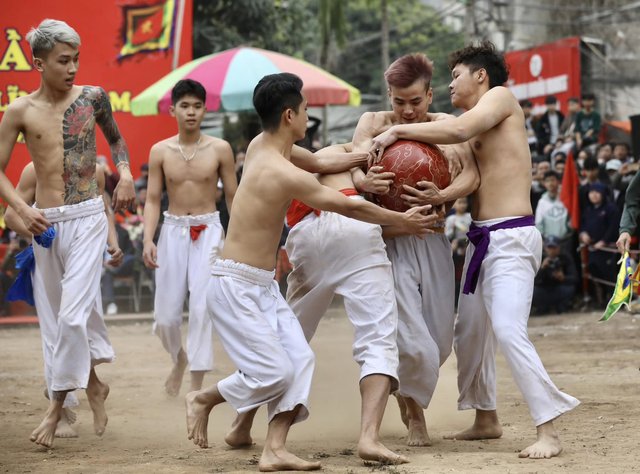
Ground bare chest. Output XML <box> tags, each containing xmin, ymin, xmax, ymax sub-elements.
<box><xmin>23</xmin><ymin>107</ymin><xmax>65</xmax><ymax>153</ymax></box>
<box><xmin>23</xmin><ymin>94</ymin><xmax>97</xmax><ymax>157</ymax></box>
<box><xmin>163</xmin><ymin>157</ymin><xmax>219</xmax><ymax>186</ymax></box>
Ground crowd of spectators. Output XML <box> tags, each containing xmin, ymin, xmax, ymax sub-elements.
<box><xmin>519</xmin><ymin>93</ymin><xmax>633</xmax><ymax>313</ymax></box>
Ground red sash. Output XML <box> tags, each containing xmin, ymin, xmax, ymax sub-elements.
<box><xmin>286</xmin><ymin>188</ymin><xmax>359</xmax><ymax>228</ymax></box>
<box><xmin>189</xmin><ymin>224</ymin><xmax>208</xmax><ymax>241</ymax></box>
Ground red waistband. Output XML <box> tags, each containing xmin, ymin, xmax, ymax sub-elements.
<box><xmin>286</xmin><ymin>188</ymin><xmax>360</xmax><ymax>228</ymax></box>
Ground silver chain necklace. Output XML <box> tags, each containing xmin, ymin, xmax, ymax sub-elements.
<box><xmin>177</xmin><ymin>135</ymin><xmax>202</xmax><ymax>161</ymax></box>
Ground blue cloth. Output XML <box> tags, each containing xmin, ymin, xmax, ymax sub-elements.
<box><xmin>463</xmin><ymin>215</ymin><xmax>535</xmax><ymax>295</ymax></box>
<box><xmin>6</xmin><ymin>246</ymin><xmax>36</xmax><ymax>306</ymax></box>
<box><xmin>34</xmin><ymin>226</ymin><xmax>56</xmax><ymax>248</ymax></box>
<box><xmin>6</xmin><ymin>227</ymin><xmax>56</xmax><ymax>306</ymax></box>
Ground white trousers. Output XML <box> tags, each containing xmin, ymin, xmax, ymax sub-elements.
<box><xmin>208</xmin><ymin>259</ymin><xmax>315</xmax><ymax>424</ymax></box>
<box><xmin>455</xmin><ymin>218</ymin><xmax>580</xmax><ymax>425</ymax></box>
<box><xmin>32</xmin><ymin>197</ymin><xmax>113</xmax><ymax>394</ymax></box>
<box><xmin>385</xmin><ymin>233</ymin><xmax>455</xmax><ymax>408</ymax></box>
<box><xmin>153</xmin><ymin>212</ymin><xmax>223</xmax><ymax>372</ymax></box>
<box><xmin>34</xmin><ymin>263</ymin><xmax>112</xmax><ymax>408</ymax></box>
<box><xmin>285</xmin><ymin>209</ymin><xmax>399</xmax><ymax>386</ymax></box>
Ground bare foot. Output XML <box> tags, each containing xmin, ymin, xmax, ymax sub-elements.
<box><xmin>407</xmin><ymin>419</ymin><xmax>432</xmax><ymax>446</ymax></box>
<box><xmin>186</xmin><ymin>391</ymin><xmax>212</xmax><ymax>448</ymax></box>
<box><xmin>519</xmin><ymin>422</ymin><xmax>562</xmax><ymax>459</ymax></box>
<box><xmin>444</xmin><ymin>423</ymin><xmax>503</xmax><ymax>441</ymax></box>
<box><xmin>165</xmin><ymin>350</ymin><xmax>188</xmax><ymax>397</ymax></box>
<box><xmin>444</xmin><ymin>410</ymin><xmax>502</xmax><ymax>441</ymax></box>
<box><xmin>394</xmin><ymin>394</ymin><xmax>409</xmax><ymax>428</ymax></box>
<box><xmin>44</xmin><ymin>390</ymin><xmax>77</xmax><ymax>425</ymax></box>
<box><xmin>55</xmin><ymin>411</ymin><xmax>78</xmax><ymax>438</ymax></box>
<box><xmin>225</xmin><ymin>414</ymin><xmax>254</xmax><ymax>448</ymax></box>
<box><xmin>86</xmin><ymin>380</ymin><xmax>110</xmax><ymax>436</ymax></box>
<box><xmin>519</xmin><ymin>438</ymin><xmax>562</xmax><ymax>459</ymax></box>
<box><xmin>358</xmin><ymin>439</ymin><xmax>409</xmax><ymax>464</ymax></box>
<box><xmin>259</xmin><ymin>447</ymin><xmax>322</xmax><ymax>472</ymax></box>
<box><xmin>63</xmin><ymin>407</ymin><xmax>77</xmax><ymax>425</ymax></box>
<box><xmin>30</xmin><ymin>407</ymin><xmax>61</xmax><ymax>448</ymax></box>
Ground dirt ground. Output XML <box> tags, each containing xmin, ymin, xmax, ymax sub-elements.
<box><xmin>0</xmin><ymin>307</ymin><xmax>639</xmax><ymax>474</ymax></box>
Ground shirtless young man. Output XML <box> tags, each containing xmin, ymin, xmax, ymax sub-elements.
<box><xmin>0</xmin><ymin>19</ymin><xmax>135</xmax><ymax>448</ymax></box>
<box><xmin>184</xmin><ymin>73</ymin><xmax>434</xmax><ymax>472</ymax></box>
<box><xmin>143</xmin><ymin>79</ymin><xmax>237</xmax><ymax>396</ymax></box>
<box><xmin>350</xmin><ymin>53</ymin><xmax>479</xmax><ymax>447</ymax></box>
<box><xmin>225</xmin><ymin>143</ymin><xmax>417</xmax><ymax>465</ymax></box>
<box><xmin>5</xmin><ymin>163</ymin><xmax>123</xmax><ymax>439</ymax></box>
<box><xmin>370</xmin><ymin>41</ymin><xmax>580</xmax><ymax>459</ymax></box>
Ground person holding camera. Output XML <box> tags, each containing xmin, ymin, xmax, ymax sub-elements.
<box><xmin>532</xmin><ymin>236</ymin><xmax>577</xmax><ymax>315</ymax></box>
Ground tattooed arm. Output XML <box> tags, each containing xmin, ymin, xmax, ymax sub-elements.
<box><xmin>92</xmin><ymin>87</ymin><xmax>135</xmax><ymax>211</ymax></box>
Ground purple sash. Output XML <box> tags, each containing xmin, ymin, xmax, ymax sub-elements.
<box><xmin>462</xmin><ymin>215</ymin><xmax>535</xmax><ymax>295</ymax></box>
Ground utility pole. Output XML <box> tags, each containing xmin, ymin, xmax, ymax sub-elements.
<box><xmin>464</xmin><ymin>0</ymin><xmax>480</xmax><ymax>43</ymax></box>
<box><xmin>380</xmin><ymin>0</ymin><xmax>390</xmax><ymax>110</ymax></box>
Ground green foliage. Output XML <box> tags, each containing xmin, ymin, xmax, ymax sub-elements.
<box><xmin>334</xmin><ymin>0</ymin><xmax>465</xmax><ymax>112</ymax></box>
<box><xmin>193</xmin><ymin>0</ymin><xmax>317</xmax><ymax>59</ymax></box>
<box><xmin>191</xmin><ymin>0</ymin><xmax>465</xmax><ymax>147</ymax></box>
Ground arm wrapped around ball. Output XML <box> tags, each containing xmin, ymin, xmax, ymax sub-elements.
<box><xmin>289</xmin><ymin>166</ymin><xmax>438</xmax><ymax>236</ymax></box>
<box><xmin>401</xmin><ymin>141</ymin><xmax>479</xmax><ymax>208</ymax></box>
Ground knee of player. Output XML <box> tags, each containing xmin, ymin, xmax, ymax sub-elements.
<box><xmin>491</xmin><ymin>319</ymin><xmax>527</xmax><ymax>346</ymax></box>
<box><xmin>268</xmin><ymin>362</ymin><xmax>295</xmax><ymax>396</ymax></box>
<box><xmin>57</xmin><ymin>316</ymin><xmax>88</xmax><ymax>333</ymax></box>
<box><xmin>297</xmin><ymin>344</ymin><xmax>315</xmax><ymax>370</ymax></box>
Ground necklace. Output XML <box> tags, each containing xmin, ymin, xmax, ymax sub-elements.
<box><xmin>178</xmin><ymin>135</ymin><xmax>202</xmax><ymax>161</ymax></box>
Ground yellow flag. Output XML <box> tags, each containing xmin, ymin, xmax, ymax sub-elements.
<box><xmin>600</xmin><ymin>252</ymin><xmax>633</xmax><ymax>321</ymax></box>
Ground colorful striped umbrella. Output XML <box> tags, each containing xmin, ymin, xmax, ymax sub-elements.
<box><xmin>131</xmin><ymin>46</ymin><xmax>361</xmax><ymax>116</ymax></box>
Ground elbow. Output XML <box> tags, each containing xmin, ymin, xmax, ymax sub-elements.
<box><xmin>453</xmin><ymin>126</ymin><xmax>471</xmax><ymax>143</ymax></box>
<box><xmin>4</xmin><ymin>211</ymin><xmax>16</xmax><ymax>230</ymax></box>
<box><xmin>313</xmin><ymin>158</ymin><xmax>329</xmax><ymax>174</ymax></box>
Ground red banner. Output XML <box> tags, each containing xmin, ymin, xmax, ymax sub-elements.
<box><xmin>0</xmin><ymin>0</ymin><xmax>193</xmax><ymax>185</ymax></box>
<box><xmin>505</xmin><ymin>37</ymin><xmax>581</xmax><ymax>115</ymax></box>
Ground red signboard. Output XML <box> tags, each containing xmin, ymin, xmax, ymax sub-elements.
<box><xmin>0</xmin><ymin>0</ymin><xmax>193</xmax><ymax>185</ymax></box>
<box><xmin>505</xmin><ymin>37</ymin><xmax>581</xmax><ymax>115</ymax></box>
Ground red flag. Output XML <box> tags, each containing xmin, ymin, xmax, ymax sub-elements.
<box><xmin>131</xmin><ymin>6</ymin><xmax>165</xmax><ymax>46</ymax></box>
<box><xmin>560</xmin><ymin>149</ymin><xmax>581</xmax><ymax>229</ymax></box>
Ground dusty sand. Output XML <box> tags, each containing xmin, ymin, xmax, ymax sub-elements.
<box><xmin>0</xmin><ymin>308</ymin><xmax>639</xmax><ymax>473</ymax></box>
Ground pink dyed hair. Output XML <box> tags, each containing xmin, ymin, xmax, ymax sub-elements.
<box><xmin>384</xmin><ymin>53</ymin><xmax>433</xmax><ymax>89</ymax></box>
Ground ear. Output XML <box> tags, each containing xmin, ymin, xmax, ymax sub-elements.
<box><xmin>169</xmin><ymin>105</ymin><xmax>176</xmax><ymax>117</ymax></box>
<box><xmin>33</xmin><ymin>57</ymin><xmax>44</xmax><ymax>72</ymax></box>
<box><xmin>284</xmin><ymin>108</ymin><xmax>294</xmax><ymax>125</ymax></box>
<box><xmin>427</xmin><ymin>87</ymin><xmax>433</xmax><ymax>105</ymax></box>
<box><xmin>476</xmin><ymin>68</ymin><xmax>487</xmax><ymax>84</ymax></box>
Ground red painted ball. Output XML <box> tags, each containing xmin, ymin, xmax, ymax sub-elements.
<box><xmin>373</xmin><ymin>140</ymin><xmax>451</xmax><ymax>212</ymax></box>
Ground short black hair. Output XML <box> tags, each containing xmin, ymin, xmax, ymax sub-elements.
<box><xmin>581</xmin><ymin>93</ymin><xmax>595</xmax><ymax>101</ymax></box>
<box><xmin>544</xmin><ymin>170</ymin><xmax>560</xmax><ymax>180</ymax></box>
<box><xmin>545</xmin><ymin>95</ymin><xmax>557</xmax><ymax>105</ymax></box>
<box><xmin>583</xmin><ymin>156</ymin><xmax>599</xmax><ymax>170</ymax></box>
<box><xmin>171</xmin><ymin>79</ymin><xmax>206</xmax><ymax>105</ymax></box>
<box><xmin>448</xmin><ymin>40</ymin><xmax>509</xmax><ymax>88</ymax></box>
<box><xmin>253</xmin><ymin>73</ymin><xmax>304</xmax><ymax>132</ymax></box>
